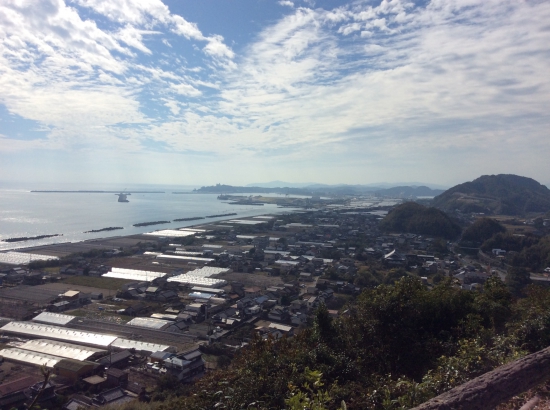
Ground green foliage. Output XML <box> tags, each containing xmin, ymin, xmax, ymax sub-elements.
<box><xmin>382</xmin><ymin>268</ymin><xmax>410</xmax><ymax>285</ymax></box>
<box><xmin>152</xmin><ymin>277</ymin><xmax>550</xmax><ymax>410</ymax></box>
<box><xmin>354</xmin><ymin>267</ymin><xmax>383</xmax><ymax>288</ymax></box>
<box><xmin>509</xmin><ymin>285</ymin><xmax>550</xmax><ymax>352</ymax></box>
<box><xmin>461</xmin><ymin>218</ymin><xmax>506</xmax><ymax>245</ymax></box>
<box><xmin>480</xmin><ymin>232</ymin><xmax>539</xmax><ymax>253</ymax></box>
<box><xmin>509</xmin><ymin>236</ymin><xmax>550</xmax><ymax>271</ymax></box>
<box><xmin>380</xmin><ymin>202</ymin><xmax>461</xmax><ymax>239</ymax></box>
<box><xmin>506</xmin><ymin>267</ymin><xmax>532</xmax><ymax>296</ymax></box>
<box><xmin>285</xmin><ymin>368</ymin><xmax>346</xmax><ymax>410</ymax></box>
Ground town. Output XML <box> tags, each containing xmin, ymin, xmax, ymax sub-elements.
<box><xmin>0</xmin><ymin>189</ymin><xmax>549</xmax><ymax>409</ymax></box>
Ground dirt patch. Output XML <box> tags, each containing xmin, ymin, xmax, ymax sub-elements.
<box><xmin>220</xmin><ymin>271</ymin><xmax>284</xmax><ymax>287</ymax></box>
<box><xmin>38</xmin><ymin>282</ymin><xmax>119</xmax><ymax>297</ymax></box>
<box><xmin>60</xmin><ymin>276</ymin><xmax>133</xmax><ymax>290</ymax></box>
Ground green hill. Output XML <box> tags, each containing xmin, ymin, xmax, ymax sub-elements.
<box><xmin>461</xmin><ymin>217</ymin><xmax>507</xmax><ymax>245</ymax></box>
<box><xmin>380</xmin><ymin>202</ymin><xmax>462</xmax><ymax>239</ymax></box>
<box><xmin>432</xmin><ymin>174</ymin><xmax>550</xmax><ymax>216</ymax></box>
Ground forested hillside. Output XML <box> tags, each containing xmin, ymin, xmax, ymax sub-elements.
<box><xmin>432</xmin><ymin>174</ymin><xmax>550</xmax><ymax>215</ymax></box>
<box><xmin>379</xmin><ymin>202</ymin><xmax>461</xmax><ymax>239</ymax></box>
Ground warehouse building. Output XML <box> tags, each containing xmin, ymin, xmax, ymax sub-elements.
<box><xmin>0</xmin><ymin>322</ymin><xmax>118</xmax><ymax>349</ymax></box>
<box><xmin>18</xmin><ymin>339</ymin><xmax>107</xmax><ymax>361</ymax></box>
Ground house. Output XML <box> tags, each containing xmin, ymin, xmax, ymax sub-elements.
<box><xmin>299</xmin><ymin>272</ymin><xmax>313</xmax><ymax>282</ymax></box>
<box><xmin>54</xmin><ymin>359</ymin><xmax>99</xmax><ymax>382</ymax></box>
<box><xmin>150</xmin><ymin>351</ymin><xmax>174</xmax><ymax>363</ymax></box>
<box><xmin>92</xmin><ymin>387</ymin><xmax>133</xmax><ymax>407</ymax></box>
<box><xmin>0</xmin><ymin>376</ymin><xmax>38</xmax><ymax>410</ymax></box>
<box><xmin>123</xmin><ymin>302</ymin><xmax>150</xmax><ymax>316</ymax></box>
<box><xmin>63</xmin><ymin>396</ymin><xmax>93</xmax><ymax>410</ymax></box>
<box><xmin>268</xmin><ymin>322</ymin><xmax>294</xmax><ymax>336</ymax></box>
<box><xmin>384</xmin><ymin>250</ymin><xmax>407</xmax><ymax>266</ymax></box>
<box><xmin>268</xmin><ymin>305</ymin><xmax>290</xmax><ymax>322</ymax></box>
<box><xmin>290</xmin><ymin>312</ymin><xmax>308</xmax><ymax>325</ymax></box>
<box><xmin>307</xmin><ymin>296</ymin><xmax>319</xmax><ymax>311</ymax></box>
<box><xmin>164</xmin><ymin>348</ymin><xmax>205</xmax><ymax>383</ymax></box>
<box><xmin>244</xmin><ymin>286</ymin><xmax>262</xmax><ymax>298</ymax></box>
<box><xmin>98</xmin><ymin>350</ymin><xmax>133</xmax><ymax>369</ymax></box>
<box><xmin>105</xmin><ymin>368</ymin><xmax>128</xmax><ymax>388</ymax></box>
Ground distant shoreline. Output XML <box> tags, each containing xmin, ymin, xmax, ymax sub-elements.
<box><xmin>30</xmin><ymin>190</ymin><xmax>165</xmax><ymax>193</ymax></box>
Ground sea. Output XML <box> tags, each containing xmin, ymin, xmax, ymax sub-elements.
<box><xmin>0</xmin><ymin>182</ymin><xmax>300</xmax><ymax>252</ymax></box>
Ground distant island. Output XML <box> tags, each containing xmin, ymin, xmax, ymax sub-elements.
<box><xmin>133</xmin><ymin>221</ymin><xmax>171</xmax><ymax>227</ymax></box>
<box><xmin>2</xmin><ymin>234</ymin><xmax>62</xmax><ymax>243</ymax></box>
<box><xmin>173</xmin><ymin>217</ymin><xmax>205</xmax><ymax>222</ymax></box>
<box><xmin>84</xmin><ymin>227</ymin><xmax>123</xmax><ymax>233</ymax></box>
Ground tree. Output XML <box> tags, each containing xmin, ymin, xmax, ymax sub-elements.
<box><xmin>506</xmin><ymin>267</ymin><xmax>531</xmax><ymax>296</ymax></box>
<box><xmin>461</xmin><ymin>218</ymin><xmax>506</xmax><ymax>245</ymax></box>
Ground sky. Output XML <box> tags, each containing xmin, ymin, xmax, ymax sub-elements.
<box><xmin>1</xmin><ymin>0</ymin><xmax>549</xmax><ymax>188</ymax></box>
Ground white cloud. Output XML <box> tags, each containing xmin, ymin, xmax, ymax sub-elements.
<box><xmin>170</xmin><ymin>83</ymin><xmax>202</xmax><ymax>97</ymax></box>
<box><xmin>279</xmin><ymin>1</ymin><xmax>294</xmax><ymax>7</ymax></box>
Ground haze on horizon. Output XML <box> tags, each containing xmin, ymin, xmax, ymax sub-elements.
<box><xmin>1</xmin><ymin>0</ymin><xmax>549</xmax><ymax>188</ymax></box>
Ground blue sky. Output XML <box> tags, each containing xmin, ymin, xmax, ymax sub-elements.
<box><xmin>1</xmin><ymin>0</ymin><xmax>550</xmax><ymax>187</ymax></box>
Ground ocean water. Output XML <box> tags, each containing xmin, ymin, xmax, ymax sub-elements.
<box><xmin>0</xmin><ymin>184</ymin><xmax>296</xmax><ymax>251</ymax></box>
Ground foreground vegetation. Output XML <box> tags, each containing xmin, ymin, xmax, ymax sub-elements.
<box><xmin>141</xmin><ymin>276</ymin><xmax>550</xmax><ymax>410</ymax></box>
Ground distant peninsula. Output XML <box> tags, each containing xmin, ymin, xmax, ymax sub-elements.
<box><xmin>84</xmin><ymin>227</ymin><xmax>123</xmax><ymax>233</ymax></box>
<box><xmin>195</xmin><ymin>183</ymin><xmax>444</xmax><ymax>197</ymax></box>
<box><xmin>2</xmin><ymin>234</ymin><xmax>62</xmax><ymax>243</ymax></box>
<box><xmin>133</xmin><ymin>221</ymin><xmax>171</xmax><ymax>227</ymax></box>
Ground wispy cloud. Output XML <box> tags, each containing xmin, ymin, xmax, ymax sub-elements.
<box><xmin>1</xmin><ymin>0</ymin><xmax>550</xmax><ymax>184</ymax></box>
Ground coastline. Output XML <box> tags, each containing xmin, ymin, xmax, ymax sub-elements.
<box><xmin>0</xmin><ymin>207</ymin><xmax>299</xmax><ymax>257</ymax></box>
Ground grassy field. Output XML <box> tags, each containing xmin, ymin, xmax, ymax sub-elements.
<box><xmin>60</xmin><ymin>275</ymin><xmax>133</xmax><ymax>290</ymax></box>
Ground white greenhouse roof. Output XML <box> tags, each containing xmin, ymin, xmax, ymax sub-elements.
<box><xmin>1</xmin><ymin>322</ymin><xmax>118</xmax><ymax>348</ymax></box>
<box><xmin>189</xmin><ymin>267</ymin><xmax>229</xmax><ymax>276</ymax></box>
<box><xmin>191</xmin><ymin>286</ymin><xmax>225</xmax><ymax>294</ymax></box>
<box><xmin>222</xmin><ymin>220</ymin><xmax>265</xmax><ymax>225</ymax></box>
<box><xmin>174</xmin><ymin>251</ymin><xmax>203</xmax><ymax>256</ymax></box>
<box><xmin>0</xmin><ymin>251</ymin><xmax>59</xmax><ymax>265</ymax></box>
<box><xmin>236</xmin><ymin>235</ymin><xmax>256</xmax><ymax>239</ymax></box>
<box><xmin>19</xmin><ymin>339</ymin><xmax>106</xmax><ymax>361</ymax></box>
<box><xmin>167</xmin><ymin>275</ymin><xmax>226</xmax><ymax>287</ymax></box>
<box><xmin>126</xmin><ymin>317</ymin><xmax>171</xmax><ymax>330</ymax></box>
<box><xmin>111</xmin><ymin>339</ymin><xmax>173</xmax><ymax>353</ymax></box>
<box><xmin>32</xmin><ymin>312</ymin><xmax>76</xmax><ymax>326</ymax></box>
<box><xmin>157</xmin><ymin>254</ymin><xmax>214</xmax><ymax>262</ymax></box>
<box><xmin>0</xmin><ymin>348</ymin><xmax>63</xmax><ymax>368</ymax></box>
<box><xmin>145</xmin><ymin>230</ymin><xmax>195</xmax><ymax>237</ymax></box>
<box><xmin>103</xmin><ymin>267</ymin><xmax>166</xmax><ymax>281</ymax></box>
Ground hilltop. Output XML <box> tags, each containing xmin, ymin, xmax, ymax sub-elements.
<box><xmin>379</xmin><ymin>202</ymin><xmax>462</xmax><ymax>239</ymax></box>
<box><xmin>432</xmin><ymin>174</ymin><xmax>550</xmax><ymax>215</ymax></box>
